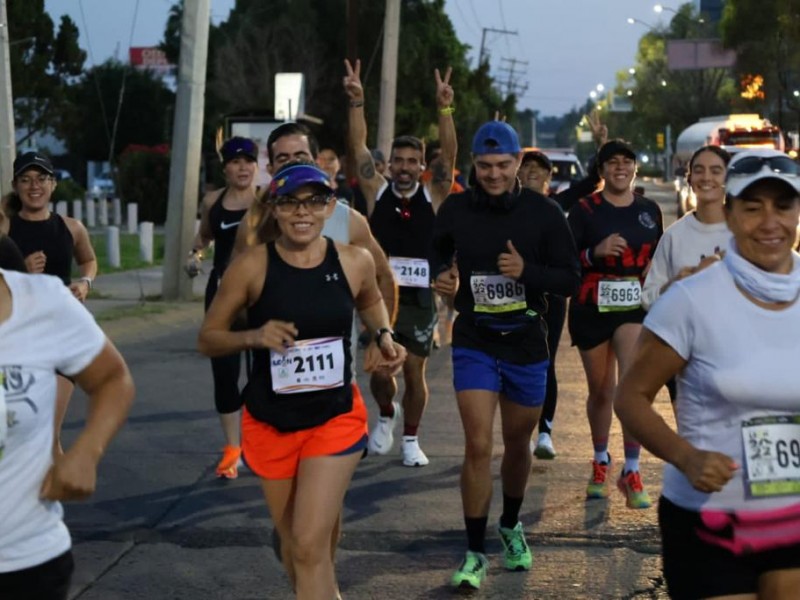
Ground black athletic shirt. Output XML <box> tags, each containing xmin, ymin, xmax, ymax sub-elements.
<box><xmin>369</xmin><ymin>182</ymin><xmax>434</xmax><ymax>260</ymax></box>
<box><xmin>0</xmin><ymin>236</ymin><xmax>26</xmax><ymax>272</ymax></box>
<box><xmin>208</xmin><ymin>188</ymin><xmax>247</xmax><ymax>275</ymax></box>
<box><xmin>244</xmin><ymin>238</ymin><xmax>355</xmax><ymax>432</ymax></box>
<box><xmin>568</xmin><ymin>191</ymin><xmax>663</xmax><ymax>308</ymax></box>
<box><xmin>8</xmin><ymin>213</ymin><xmax>74</xmax><ymax>284</ymax></box>
<box><xmin>430</xmin><ymin>187</ymin><xmax>581</xmax><ymax>363</ymax></box>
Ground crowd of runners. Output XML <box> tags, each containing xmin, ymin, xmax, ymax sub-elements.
<box><xmin>1</xmin><ymin>58</ymin><xmax>800</xmax><ymax>600</ymax></box>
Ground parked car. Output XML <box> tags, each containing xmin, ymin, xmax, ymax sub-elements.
<box><xmin>90</xmin><ymin>171</ymin><xmax>116</xmax><ymax>197</ymax></box>
<box><xmin>541</xmin><ymin>149</ymin><xmax>586</xmax><ymax>194</ymax></box>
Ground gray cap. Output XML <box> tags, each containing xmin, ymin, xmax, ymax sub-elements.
<box><xmin>725</xmin><ymin>149</ymin><xmax>800</xmax><ymax>197</ymax></box>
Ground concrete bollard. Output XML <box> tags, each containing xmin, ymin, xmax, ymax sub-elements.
<box><xmin>127</xmin><ymin>203</ymin><xmax>138</xmax><ymax>234</ymax></box>
<box><xmin>72</xmin><ymin>199</ymin><xmax>82</xmax><ymax>222</ymax></box>
<box><xmin>194</xmin><ymin>218</ymin><xmax>201</xmax><ymax>235</ymax></box>
<box><xmin>98</xmin><ymin>198</ymin><xmax>108</xmax><ymax>226</ymax></box>
<box><xmin>85</xmin><ymin>199</ymin><xmax>96</xmax><ymax>228</ymax></box>
<box><xmin>139</xmin><ymin>221</ymin><xmax>154</xmax><ymax>264</ymax></box>
<box><xmin>112</xmin><ymin>198</ymin><xmax>122</xmax><ymax>226</ymax></box>
<box><xmin>106</xmin><ymin>226</ymin><xmax>121</xmax><ymax>269</ymax></box>
<box><xmin>55</xmin><ymin>201</ymin><xmax>68</xmax><ymax>217</ymax></box>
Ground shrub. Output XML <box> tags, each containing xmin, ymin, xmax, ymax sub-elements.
<box><xmin>118</xmin><ymin>145</ymin><xmax>171</xmax><ymax>223</ymax></box>
<box><xmin>52</xmin><ymin>178</ymin><xmax>86</xmax><ymax>203</ymax></box>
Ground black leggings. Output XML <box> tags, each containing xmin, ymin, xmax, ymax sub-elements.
<box><xmin>205</xmin><ymin>272</ymin><xmax>251</xmax><ymax>414</ymax></box>
<box><xmin>539</xmin><ymin>294</ymin><xmax>566</xmax><ymax>435</ymax></box>
<box><xmin>0</xmin><ymin>550</ymin><xmax>73</xmax><ymax>600</ymax></box>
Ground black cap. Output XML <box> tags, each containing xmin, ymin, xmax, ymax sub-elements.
<box><xmin>14</xmin><ymin>152</ymin><xmax>55</xmax><ymax>178</ymax></box>
<box><xmin>521</xmin><ymin>150</ymin><xmax>553</xmax><ymax>172</ymax></box>
<box><xmin>596</xmin><ymin>139</ymin><xmax>636</xmax><ymax>167</ymax></box>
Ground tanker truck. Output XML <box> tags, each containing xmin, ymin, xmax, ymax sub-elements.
<box><xmin>673</xmin><ymin>114</ymin><xmax>784</xmax><ymax>216</ymax></box>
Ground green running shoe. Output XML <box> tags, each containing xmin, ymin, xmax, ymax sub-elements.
<box><xmin>586</xmin><ymin>458</ymin><xmax>611</xmax><ymax>499</ymax></box>
<box><xmin>451</xmin><ymin>550</ymin><xmax>488</xmax><ymax>590</ymax></box>
<box><xmin>617</xmin><ymin>469</ymin><xmax>653</xmax><ymax>509</ymax></box>
<box><xmin>497</xmin><ymin>521</ymin><xmax>533</xmax><ymax>571</ymax></box>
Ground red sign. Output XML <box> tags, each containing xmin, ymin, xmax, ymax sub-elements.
<box><xmin>129</xmin><ymin>47</ymin><xmax>171</xmax><ymax>68</ymax></box>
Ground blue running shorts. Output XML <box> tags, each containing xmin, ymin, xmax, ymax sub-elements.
<box><xmin>452</xmin><ymin>346</ymin><xmax>548</xmax><ymax>407</ymax></box>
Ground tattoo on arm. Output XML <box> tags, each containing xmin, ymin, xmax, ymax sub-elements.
<box><xmin>359</xmin><ymin>158</ymin><xmax>376</xmax><ymax>180</ymax></box>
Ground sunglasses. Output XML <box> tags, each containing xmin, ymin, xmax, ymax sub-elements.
<box><xmin>728</xmin><ymin>156</ymin><xmax>799</xmax><ymax>178</ymax></box>
<box><xmin>272</xmin><ymin>193</ymin><xmax>332</xmax><ymax>213</ymax></box>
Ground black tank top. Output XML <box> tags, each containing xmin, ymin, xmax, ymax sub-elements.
<box><xmin>8</xmin><ymin>213</ymin><xmax>74</xmax><ymax>284</ymax></box>
<box><xmin>244</xmin><ymin>238</ymin><xmax>355</xmax><ymax>432</ymax></box>
<box><xmin>208</xmin><ymin>188</ymin><xmax>248</xmax><ymax>274</ymax></box>
<box><xmin>369</xmin><ymin>183</ymin><xmax>434</xmax><ymax>259</ymax></box>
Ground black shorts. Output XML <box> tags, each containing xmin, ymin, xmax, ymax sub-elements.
<box><xmin>0</xmin><ymin>550</ymin><xmax>74</xmax><ymax>600</ymax></box>
<box><xmin>567</xmin><ymin>304</ymin><xmax>645</xmax><ymax>350</ymax></box>
<box><xmin>394</xmin><ymin>288</ymin><xmax>437</xmax><ymax>358</ymax></box>
<box><xmin>659</xmin><ymin>496</ymin><xmax>800</xmax><ymax>599</ymax></box>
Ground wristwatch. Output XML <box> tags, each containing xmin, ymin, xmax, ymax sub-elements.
<box><xmin>374</xmin><ymin>327</ymin><xmax>396</xmax><ymax>345</ymax></box>
<box><xmin>77</xmin><ymin>276</ymin><xmax>93</xmax><ymax>290</ymax></box>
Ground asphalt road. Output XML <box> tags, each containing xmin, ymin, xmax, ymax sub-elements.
<box><xmin>63</xmin><ymin>180</ymin><xmax>678</xmax><ymax>599</ymax></box>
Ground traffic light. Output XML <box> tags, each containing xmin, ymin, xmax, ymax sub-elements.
<box><xmin>656</xmin><ymin>133</ymin><xmax>665</xmax><ymax>150</ymax></box>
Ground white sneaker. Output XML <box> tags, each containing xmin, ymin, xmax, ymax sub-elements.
<box><xmin>533</xmin><ymin>432</ymin><xmax>556</xmax><ymax>460</ymax></box>
<box><xmin>401</xmin><ymin>435</ymin><xmax>429</xmax><ymax>467</ymax></box>
<box><xmin>368</xmin><ymin>402</ymin><xmax>400</xmax><ymax>455</ymax></box>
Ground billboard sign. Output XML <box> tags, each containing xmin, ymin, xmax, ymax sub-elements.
<box><xmin>667</xmin><ymin>39</ymin><xmax>736</xmax><ymax>71</ymax></box>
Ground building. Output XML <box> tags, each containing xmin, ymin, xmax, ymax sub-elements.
<box><xmin>694</xmin><ymin>0</ymin><xmax>724</xmax><ymax>23</ymax></box>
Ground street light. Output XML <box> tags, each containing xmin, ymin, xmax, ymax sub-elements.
<box><xmin>627</xmin><ymin>17</ymin><xmax>656</xmax><ymax>29</ymax></box>
<box><xmin>653</xmin><ymin>4</ymin><xmax>705</xmax><ymax>24</ymax></box>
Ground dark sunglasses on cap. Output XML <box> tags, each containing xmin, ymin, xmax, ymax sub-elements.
<box><xmin>728</xmin><ymin>155</ymin><xmax>799</xmax><ymax>177</ymax></box>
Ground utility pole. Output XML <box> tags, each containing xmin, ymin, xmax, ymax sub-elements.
<box><xmin>479</xmin><ymin>27</ymin><xmax>516</xmax><ymax>66</ymax></box>
<box><xmin>499</xmin><ymin>57</ymin><xmax>528</xmax><ymax>98</ymax></box>
<box><xmin>376</xmin><ymin>0</ymin><xmax>400</xmax><ymax>159</ymax></box>
<box><xmin>162</xmin><ymin>0</ymin><xmax>210</xmax><ymax>301</ymax></box>
<box><xmin>346</xmin><ymin>0</ymin><xmax>359</xmax><ymax>63</ymax></box>
<box><xmin>0</xmin><ymin>0</ymin><xmax>15</xmax><ymax>196</ymax></box>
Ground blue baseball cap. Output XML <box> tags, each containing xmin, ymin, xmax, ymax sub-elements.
<box><xmin>221</xmin><ymin>136</ymin><xmax>258</xmax><ymax>164</ymax></box>
<box><xmin>269</xmin><ymin>163</ymin><xmax>334</xmax><ymax>197</ymax></box>
<box><xmin>471</xmin><ymin>121</ymin><xmax>521</xmax><ymax>156</ymax></box>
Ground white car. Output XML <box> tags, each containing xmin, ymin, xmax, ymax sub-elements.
<box><xmin>541</xmin><ymin>149</ymin><xmax>586</xmax><ymax>194</ymax></box>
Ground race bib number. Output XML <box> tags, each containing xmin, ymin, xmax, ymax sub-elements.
<box><xmin>470</xmin><ymin>273</ymin><xmax>526</xmax><ymax>314</ymax></box>
<box><xmin>270</xmin><ymin>337</ymin><xmax>345</xmax><ymax>395</ymax></box>
<box><xmin>741</xmin><ymin>415</ymin><xmax>800</xmax><ymax>498</ymax></box>
<box><xmin>597</xmin><ymin>278</ymin><xmax>642</xmax><ymax>312</ymax></box>
<box><xmin>0</xmin><ymin>373</ymin><xmax>5</xmax><ymax>461</ymax></box>
<box><xmin>389</xmin><ymin>257</ymin><xmax>430</xmax><ymax>288</ymax></box>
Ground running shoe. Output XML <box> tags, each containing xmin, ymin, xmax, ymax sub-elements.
<box><xmin>586</xmin><ymin>457</ymin><xmax>611</xmax><ymax>499</ymax></box>
<box><xmin>450</xmin><ymin>550</ymin><xmax>488</xmax><ymax>590</ymax></box>
<box><xmin>617</xmin><ymin>469</ymin><xmax>652</xmax><ymax>509</ymax></box>
<box><xmin>533</xmin><ymin>432</ymin><xmax>556</xmax><ymax>460</ymax></box>
<box><xmin>216</xmin><ymin>444</ymin><xmax>242</xmax><ymax>479</ymax></box>
<box><xmin>367</xmin><ymin>402</ymin><xmax>400</xmax><ymax>455</ymax></box>
<box><xmin>497</xmin><ymin>521</ymin><xmax>533</xmax><ymax>571</ymax></box>
<box><xmin>400</xmin><ymin>435</ymin><xmax>429</xmax><ymax>467</ymax></box>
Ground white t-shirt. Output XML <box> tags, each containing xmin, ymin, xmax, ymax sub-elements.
<box><xmin>645</xmin><ymin>261</ymin><xmax>800</xmax><ymax>512</ymax></box>
<box><xmin>641</xmin><ymin>211</ymin><xmax>731</xmax><ymax>310</ymax></box>
<box><xmin>0</xmin><ymin>269</ymin><xmax>106</xmax><ymax>572</ymax></box>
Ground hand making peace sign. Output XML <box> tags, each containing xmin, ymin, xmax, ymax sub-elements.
<box><xmin>435</xmin><ymin>66</ymin><xmax>454</xmax><ymax>109</ymax></box>
<box><xmin>343</xmin><ymin>58</ymin><xmax>364</xmax><ymax>103</ymax></box>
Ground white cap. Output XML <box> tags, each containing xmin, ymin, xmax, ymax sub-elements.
<box><xmin>725</xmin><ymin>149</ymin><xmax>800</xmax><ymax>197</ymax></box>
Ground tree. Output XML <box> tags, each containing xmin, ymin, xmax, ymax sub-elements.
<box><xmin>62</xmin><ymin>61</ymin><xmax>175</xmax><ymax>165</ymax></box>
<box><xmin>162</xmin><ymin>0</ymin><xmax>514</xmax><ymax>171</ymax></box>
<box><xmin>8</xmin><ymin>0</ymin><xmax>86</xmax><ymax>146</ymax></box>
<box><xmin>720</xmin><ymin>0</ymin><xmax>800</xmax><ymax>128</ymax></box>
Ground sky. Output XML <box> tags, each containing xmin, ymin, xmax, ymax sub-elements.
<box><xmin>44</xmin><ymin>0</ymin><xmax>690</xmax><ymax>118</ymax></box>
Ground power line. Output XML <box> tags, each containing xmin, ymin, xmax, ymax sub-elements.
<box><xmin>78</xmin><ymin>0</ymin><xmax>112</xmax><ymax>148</ymax></box>
<box><xmin>498</xmin><ymin>0</ymin><xmax>512</xmax><ymax>55</ymax></box>
<box><xmin>453</xmin><ymin>0</ymin><xmax>480</xmax><ymax>38</ymax></box>
<box><xmin>466</xmin><ymin>0</ymin><xmax>483</xmax><ymax>33</ymax></box>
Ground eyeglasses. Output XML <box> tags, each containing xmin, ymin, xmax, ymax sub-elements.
<box><xmin>728</xmin><ymin>156</ymin><xmax>799</xmax><ymax>178</ymax></box>
<box><xmin>271</xmin><ymin>193</ymin><xmax>332</xmax><ymax>213</ymax></box>
<box><xmin>16</xmin><ymin>174</ymin><xmax>53</xmax><ymax>186</ymax></box>
<box><xmin>395</xmin><ymin>197</ymin><xmax>411</xmax><ymax>221</ymax></box>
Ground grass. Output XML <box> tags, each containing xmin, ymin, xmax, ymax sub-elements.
<box><xmin>94</xmin><ymin>302</ymin><xmax>170</xmax><ymax>322</ymax></box>
<box><xmin>89</xmin><ymin>232</ymin><xmax>165</xmax><ymax>273</ymax></box>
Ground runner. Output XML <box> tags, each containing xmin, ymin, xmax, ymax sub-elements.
<box><xmin>6</xmin><ymin>152</ymin><xmax>98</xmax><ymax>456</ymax></box>
<box><xmin>615</xmin><ymin>148</ymin><xmax>800</xmax><ymax>598</ymax></box>
<box><xmin>198</xmin><ymin>161</ymin><xmax>406</xmax><ymax>600</ymax></box>
<box><xmin>431</xmin><ymin>120</ymin><xmax>580</xmax><ymax>589</ymax></box>
<box><xmin>641</xmin><ymin>145</ymin><xmax>731</xmax><ymax>401</ymax></box>
<box><xmin>0</xmin><ymin>268</ymin><xmax>133</xmax><ymax>600</ymax></box>
<box><xmin>344</xmin><ymin>58</ymin><xmax>456</xmax><ymax>466</ymax></box>
<box><xmin>0</xmin><ymin>204</ymin><xmax>25</xmax><ymax>271</ymax></box>
<box><xmin>186</xmin><ymin>136</ymin><xmax>259</xmax><ymax>479</ymax></box>
<box><xmin>567</xmin><ymin>139</ymin><xmax>663</xmax><ymax>508</ymax></box>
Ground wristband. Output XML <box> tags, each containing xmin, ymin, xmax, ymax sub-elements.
<box><xmin>350</xmin><ymin>100</ymin><xmax>364</xmax><ymax>108</ymax></box>
<box><xmin>77</xmin><ymin>276</ymin><xmax>93</xmax><ymax>290</ymax></box>
<box><xmin>374</xmin><ymin>327</ymin><xmax>395</xmax><ymax>345</ymax></box>
<box><xmin>439</xmin><ymin>106</ymin><xmax>455</xmax><ymax>116</ymax></box>
<box><xmin>583</xmin><ymin>248</ymin><xmax>594</xmax><ymax>265</ymax></box>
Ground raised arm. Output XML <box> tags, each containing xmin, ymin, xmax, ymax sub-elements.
<box><xmin>430</xmin><ymin>67</ymin><xmax>456</xmax><ymax>212</ymax></box>
<box><xmin>344</xmin><ymin>58</ymin><xmax>385</xmax><ymax>217</ymax></box>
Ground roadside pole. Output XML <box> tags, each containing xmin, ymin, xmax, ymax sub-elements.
<box><xmin>376</xmin><ymin>0</ymin><xmax>400</xmax><ymax>159</ymax></box>
<box><xmin>0</xmin><ymin>0</ymin><xmax>16</xmax><ymax>196</ymax></box>
<box><xmin>162</xmin><ymin>0</ymin><xmax>210</xmax><ymax>300</ymax></box>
